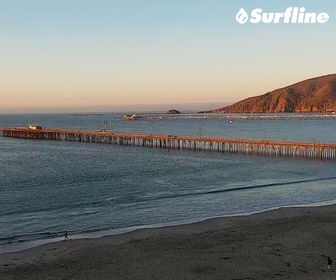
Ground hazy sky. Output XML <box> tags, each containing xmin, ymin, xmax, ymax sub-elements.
<box><xmin>0</xmin><ymin>0</ymin><xmax>335</xmax><ymax>113</ymax></box>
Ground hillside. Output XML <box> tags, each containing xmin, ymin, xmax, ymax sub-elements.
<box><xmin>210</xmin><ymin>74</ymin><xmax>336</xmax><ymax>113</ymax></box>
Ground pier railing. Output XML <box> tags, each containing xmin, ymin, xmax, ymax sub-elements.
<box><xmin>1</xmin><ymin>128</ymin><xmax>336</xmax><ymax>160</ymax></box>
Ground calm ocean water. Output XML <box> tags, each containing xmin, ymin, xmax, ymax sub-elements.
<box><xmin>1</xmin><ymin>113</ymin><xmax>336</xmax><ymax>253</ymax></box>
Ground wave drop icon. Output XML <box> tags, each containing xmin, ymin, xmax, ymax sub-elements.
<box><xmin>236</xmin><ymin>8</ymin><xmax>248</xmax><ymax>24</ymax></box>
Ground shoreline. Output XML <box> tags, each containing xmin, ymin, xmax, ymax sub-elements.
<box><xmin>2</xmin><ymin>198</ymin><xmax>336</xmax><ymax>256</ymax></box>
<box><xmin>2</xmin><ymin>203</ymin><xmax>336</xmax><ymax>279</ymax></box>
<box><xmin>3</xmin><ymin>198</ymin><xmax>336</xmax><ymax>256</ymax></box>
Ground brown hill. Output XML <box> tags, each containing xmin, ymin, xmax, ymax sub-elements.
<box><xmin>210</xmin><ymin>74</ymin><xmax>336</xmax><ymax>113</ymax></box>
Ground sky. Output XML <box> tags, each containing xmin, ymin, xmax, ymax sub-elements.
<box><xmin>0</xmin><ymin>0</ymin><xmax>335</xmax><ymax>113</ymax></box>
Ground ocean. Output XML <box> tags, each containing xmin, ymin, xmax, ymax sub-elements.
<box><xmin>1</xmin><ymin>113</ymin><xmax>336</xmax><ymax>253</ymax></box>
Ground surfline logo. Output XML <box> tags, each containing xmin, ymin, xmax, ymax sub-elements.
<box><xmin>236</xmin><ymin>7</ymin><xmax>329</xmax><ymax>24</ymax></box>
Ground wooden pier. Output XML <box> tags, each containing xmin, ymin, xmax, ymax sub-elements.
<box><xmin>1</xmin><ymin>128</ymin><xmax>336</xmax><ymax>160</ymax></box>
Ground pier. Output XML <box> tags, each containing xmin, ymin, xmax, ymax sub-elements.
<box><xmin>1</xmin><ymin>128</ymin><xmax>336</xmax><ymax>160</ymax></box>
<box><xmin>141</xmin><ymin>113</ymin><xmax>336</xmax><ymax>121</ymax></box>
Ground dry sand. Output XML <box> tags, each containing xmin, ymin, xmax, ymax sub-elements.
<box><xmin>1</xmin><ymin>205</ymin><xmax>336</xmax><ymax>280</ymax></box>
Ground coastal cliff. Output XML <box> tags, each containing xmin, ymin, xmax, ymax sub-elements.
<box><xmin>210</xmin><ymin>74</ymin><xmax>336</xmax><ymax>113</ymax></box>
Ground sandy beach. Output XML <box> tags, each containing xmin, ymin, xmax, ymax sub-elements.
<box><xmin>1</xmin><ymin>205</ymin><xmax>336</xmax><ymax>280</ymax></box>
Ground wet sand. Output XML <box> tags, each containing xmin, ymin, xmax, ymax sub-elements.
<box><xmin>1</xmin><ymin>205</ymin><xmax>336</xmax><ymax>280</ymax></box>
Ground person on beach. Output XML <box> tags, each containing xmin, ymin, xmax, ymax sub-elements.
<box><xmin>327</xmin><ymin>256</ymin><xmax>333</xmax><ymax>269</ymax></box>
<box><xmin>64</xmin><ymin>230</ymin><xmax>69</xmax><ymax>241</ymax></box>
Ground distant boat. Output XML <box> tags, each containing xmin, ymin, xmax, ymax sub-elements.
<box><xmin>122</xmin><ymin>114</ymin><xmax>142</xmax><ymax>121</ymax></box>
<box><xmin>29</xmin><ymin>124</ymin><xmax>43</xmax><ymax>130</ymax></box>
<box><xmin>100</xmin><ymin>116</ymin><xmax>110</xmax><ymax>132</ymax></box>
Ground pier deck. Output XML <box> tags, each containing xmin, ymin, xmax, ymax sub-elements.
<box><xmin>1</xmin><ymin>128</ymin><xmax>336</xmax><ymax>160</ymax></box>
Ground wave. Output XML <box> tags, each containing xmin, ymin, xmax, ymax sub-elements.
<box><xmin>3</xmin><ymin>197</ymin><xmax>336</xmax><ymax>255</ymax></box>
<box><xmin>2</xmin><ymin>176</ymin><xmax>336</xmax><ymax>218</ymax></box>
<box><xmin>134</xmin><ymin>176</ymin><xmax>336</xmax><ymax>202</ymax></box>
<box><xmin>0</xmin><ymin>231</ymin><xmax>63</xmax><ymax>246</ymax></box>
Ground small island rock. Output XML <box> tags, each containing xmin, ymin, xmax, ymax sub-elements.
<box><xmin>167</xmin><ymin>109</ymin><xmax>181</xmax><ymax>114</ymax></box>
